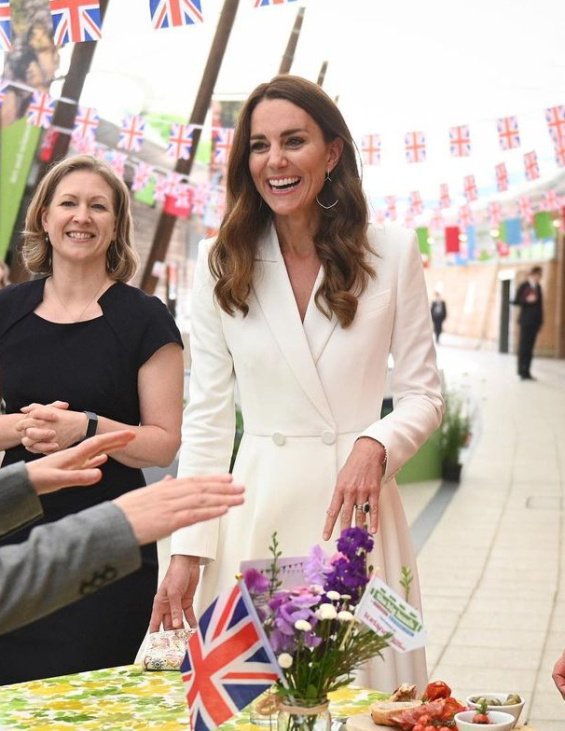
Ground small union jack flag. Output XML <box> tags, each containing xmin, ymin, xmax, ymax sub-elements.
<box><xmin>181</xmin><ymin>581</ymin><xmax>281</xmax><ymax>731</ymax></box>
<box><xmin>543</xmin><ymin>189</ymin><xmax>562</xmax><ymax>212</ymax></box>
<box><xmin>154</xmin><ymin>174</ymin><xmax>170</xmax><ymax>203</ymax></box>
<box><xmin>50</xmin><ymin>0</ymin><xmax>102</xmax><ymax>46</ymax></box>
<box><xmin>428</xmin><ymin>208</ymin><xmax>444</xmax><ymax>232</ymax></box>
<box><xmin>118</xmin><ymin>115</ymin><xmax>146</xmax><ymax>152</ymax></box>
<box><xmin>27</xmin><ymin>92</ymin><xmax>55</xmax><ymax>129</ymax></box>
<box><xmin>439</xmin><ymin>183</ymin><xmax>451</xmax><ymax>209</ymax></box>
<box><xmin>405</xmin><ymin>130</ymin><xmax>426</xmax><ymax>163</ymax></box>
<box><xmin>488</xmin><ymin>201</ymin><xmax>503</xmax><ymax>227</ymax></box>
<box><xmin>497</xmin><ymin>115</ymin><xmax>520</xmax><ymax>150</ymax></box>
<box><xmin>384</xmin><ymin>195</ymin><xmax>397</xmax><ymax>220</ymax></box>
<box><xmin>361</xmin><ymin>134</ymin><xmax>381</xmax><ymax>165</ymax></box>
<box><xmin>403</xmin><ymin>210</ymin><xmax>415</xmax><ymax>229</ymax></box>
<box><xmin>132</xmin><ymin>162</ymin><xmax>154</xmax><ymax>192</ymax></box>
<box><xmin>524</xmin><ymin>150</ymin><xmax>539</xmax><ymax>181</ymax></box>
<box><xmin>0</xmin><ymin>0</ymin><xmax>12</xmax><ymax>51</ymax></box>
<box><xmin>168</xmin><ymin>123</ymin><xmax>193</xmax><ymax>159</ymax></box>
<box><xmin>463</xmin><ymin>174</ymin><xmax>478</xmax><ymax>202</ymax></box>
<box><xmin>409</xmin><ymin>190</ymin><xmax>423</xmax><ymax>215</ymax></box>
<box><xmin>449</xmin><ymin>125</ymin><xmax>471</xmax><ymax>157</ymax></box>
<box><xmin>254</xmin><ymin>0</ymin><xmax>298</xmax><ymax>7</ymax></box>
<box><xmin>213</xmin><ymin>127</ymin><xmax>235</xmax><ymax>165</ymax></box>
<box><xmin>72</xmin><ymin>133</ymin><xmax>97</xmax><ymax>155</ymax></box>
<box><xmin>458</xmin><ymin>204</ymin><xmax>473</xmax><ymax>228</ymax></box>
<box><xmin>554</xmin><ymin>143</ymin><xmax>565</xmax><ymax>168</ymax></box>
<box><xmin>192</xmin><ymin>183</ymin><xmax>209</xmax><ymax>217</ymax></box>
<box><xmin>545</xmin><ymin>105</ymin><xmax>565</xmax><ymax>146</ymax></box>
<box><xmin>518</xmin><ymin>196</ymin><xmax>534</xmax><ymax>224</ymax></box>
<box><xmin>107</xmin><ymin>150</ymin><xmax>127</xmax><ymax>178</ymax></box>
<box><xmin>495</xmin><ymin>162</ymin><xmax>509</xmax><ymax>192</ymax></box>
<box><xmin>73</xmin><ymin>105</ymin><xmax>99</xmax><ymax>139</ymax></box>
<box><xmin>150</xmin><ymin>0</ymin><xmax>203</xmax><ymax>28</ymax></box>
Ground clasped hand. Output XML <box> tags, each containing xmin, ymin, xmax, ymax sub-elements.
<box><xmin>16</xmin><ymin>401</ymin><xmax>85</xmax><ymax>454</ymax></box>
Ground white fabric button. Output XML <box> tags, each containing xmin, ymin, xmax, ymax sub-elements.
<box><xmin>272</xmin><ymin>432</ymin><xmax>286</xmax><ymax>446</ymax></box>
<box><xmin>321</xmin><ymin>430</ymin><xmax>336</xmax><ymax>445</ymax></box>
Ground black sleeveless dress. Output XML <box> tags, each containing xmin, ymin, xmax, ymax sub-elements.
<box><xmin>0</xmin><ymin>279</ymin><xmax>183</xmax><ymax>684</ymax></box>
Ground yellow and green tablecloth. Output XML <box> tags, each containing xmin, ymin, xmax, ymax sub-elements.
<box><xmin>0</xmin><ymin>665</ymin><xmax>386</xmax><ymax>730</ymax></box>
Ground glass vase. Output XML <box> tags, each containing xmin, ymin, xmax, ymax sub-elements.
<box><xmin>250</xmin><ymin>687</ymin><xmax>279</xmax><ymax>728</ymax></box>
<box><xmin>277</xmin><ymin>697</ymin><xmax>331</xmax><ymax>731</ymax></box>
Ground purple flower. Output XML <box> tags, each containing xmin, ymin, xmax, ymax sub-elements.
<box><xmin>323</xmin><ymin>528</ymin><xmax>373</xmax><ymax>602</ymax></box>
<box><xmin>304</xmin><ymin>544</ymin><xmax>332</xmax><ymax>586</ymax></box>
<box><xmin>243</xmin><ymin>568</ymin><xmax>270</xmax><ymax>596</ymax></box>
<box><xmin>336</xmin><ymin>527</ymin><xmax>374</xmax><ymax>558</ymax></box>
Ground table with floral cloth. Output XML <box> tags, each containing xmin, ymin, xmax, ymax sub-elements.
<box><xmin>0</xmin><ymin>664</ymin><xmax>387</xmax><ymax>731</ymax></box>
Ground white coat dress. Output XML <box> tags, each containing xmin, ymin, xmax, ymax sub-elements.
<box><xmin>171</xmin><ymin>222</ymin><xmax>443</xmax><ymax>693</ymax></box>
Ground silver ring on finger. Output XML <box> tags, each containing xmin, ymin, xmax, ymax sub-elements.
<box><xmin>354</xmin><ymin>502</ymin><xmax>370</xmax><ymax>514</ymax></box>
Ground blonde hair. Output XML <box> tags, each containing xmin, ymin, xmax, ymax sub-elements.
<box><xmin>23</xmin><ymin>154</ymin><xmax>139</xmax><ymax>281</ymax></box>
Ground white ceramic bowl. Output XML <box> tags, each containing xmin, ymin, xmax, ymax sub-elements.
<box><xmin>455</xmin><ymin>710</ymin><xmax>515</xmax><ymax>731</ymax></box>
<box><xmin>466</xmin><ymin>692</ymin><xmax>525</xmax><ymax>727</ymax></box>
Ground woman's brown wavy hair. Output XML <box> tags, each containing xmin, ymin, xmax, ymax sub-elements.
<box><xmin>23</xmin><ymin>154</ymin><xmax>139</xmax><ymax>282</ymax></box>
<box><xmin>210</xmin><ymin>74</ymin><xmax>375</xmax><ymax>328</ymax></box>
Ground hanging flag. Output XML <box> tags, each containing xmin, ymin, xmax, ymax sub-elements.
<box><xmin>384</xmin><ymin>195</ymin><xmax>397</xmax><ymax>220</ymax></box>
<box><xmin>0</xmin><ymin>0</ymin><xmax>12</xmax><ymax>51</ymax></box>
<box><xmin>495</xmin><ymin>162</ymin><xmax>509</xmax><ymax>192</ymax></box>
<box><xmin>463</xmin><ymin>174</ymin><xmax>478</xmax><ymax>202</ymax></box>
<box><xmin>439</xmin><ymin>183</ymin><xmax>451</xmax><ymax>209</ymax></box>
<box><xmin>164</xmin><ymin>184</ymin><xmax>193</xmax><ymax>218</ymax></box>
<box><xmin>72</xmin><ymin>134</ymin><xmax>96</xmax><ymax>155</ymax></box>
<box><xmin>518</xmin><ymin>196</ymin><xmax>534</xmax><ymax>224</ymax></box>
<box><xmin>445</xmin><ymin>226</ymin><xmax>460</xmax><ymax>254</ymax></box>
<box><xmin>192</xmin><ymin>183</ymin><xmax>210</xmax><ymax>217</ymax></box>
<box><xmin>534</xmin><ymin>211</ymin><xmax>555</xmax><ymax>239</ymax></box>
<box><xmin>73</xmin><ymin>106</ymin><xmax>99</xmax><ymax>139</ymax></box>
<box><xmin>49</xmin><ymin>0</ymin><xmax>102</xmax><ymax>46</ymax></box>
<box><xmin>543</xmin><ymin>190</ymin><xmax>562</xmax><ymax>212</ymax></box>
<box><xmin>449</xmin><ymin>125</ymin><xmax>471</xmax><ymax>157</ymax></box>
<box><xmin>408</xmin><ymin>190</ymin><xmax>423</xmax><ymax>215</ymax></box>
<box><xmin>524</xmin><ymin>150</ymin><xmax>539</xmax><ymax>181</ymax></box>
<box><xmin>154</xmin><ymin>174</ymin><xmax>170</xmax><ymax>203</ymax></box>
<box><xmin>416</xmin><ymin>227</ymin><xmax>430</xmax><ymax>259</ymax></box>
<box><xmin>554</xmin><ymin>143</ymin><xmax>565</xmax><ymax>168</ymax></box>
<box><xmin>466</xmin><ymin>225</ymin><xmax>477</xmax><ymax>261</ymax></box>
<box><xmin>27</xmin><ymin>92</ymin><xmax>55</xmax><ymax>128</ymax></box>
<box><xmin>488</xmin><ymin>201</ymin><xmax>503</xmax><ymax>227</ymax></box>
<box><xmin>458</xmin><ymin>204</ymin><xmax>473</xmax><ymax>228</ymax></box>
<box><xmin>149</xmin><ymin>0</ymin><xmax>203</xmax><ymax>29</ymax></box>
<box><xmin>181</xmin><ymin>581</ymin><xmax>281</xmax><ymax>731</ymax></box>
<box><xmin>254</xmin><ymin>0</ymin><xmax>298</xmax><ymax>6</ymax></box>
<box><xmin>545</xmin><ymin>105</ymin><xmax>565</xmax><ymax>146</ymax></box>
<box><xmin>168</xmin><ymin>123</ymin><xmax>193</xmax><ymax>159</ymax></box>
<box><xmin>497</xmin><ymin>115</ymin><xmax>520</xmax><ymax>150</ymax></box>
<box><xmin>361</xmin><ymin>134</ymin><xmax>381</xmax><ymax>165</ymax></box>
<box><xmin>132</xmin><ymin>162</ymin><xmax>154</xmax><ymax>192</ymax></box>
<box><xmin>428</xmin><ymin>208</ymin><xmax>444</xmax><ymax>232</ymax></box>
<box><xmin>499</xmin><ymin>218</ymin><xmax>522</xmax><ymax>245</ymax></box>
<box><xmin>107</xmin><ymin>150</ymin><xmax>127</xmax><ymax>178</ymax></box>
<box><xmin>496</xmin><ymin>240</ymin><xmax>510</xmax><ymax>257</ymax></box>
<box><xmin>404</xmin><ymin>131</ymin><xmax>426</xmax><ymax>163</ymax></box>
<box><xmin>213</xmin><ymin>127</ymin><xmax>235</xmax><ymax>165</ymax></box>
<box><xmin>403</xmin><ymin>210</ymin><xmax>415</xmax><ymax>229</ymax></box>
<box><xmin>118</xmin><ymin>115</ymin><xmax>146</xmax><ymax>152</ymax></box>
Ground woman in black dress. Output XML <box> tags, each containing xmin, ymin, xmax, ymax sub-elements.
<box><xmin>0</xmin><ymin>155</ymin><xmax>184</xmax><ymax>683</ymax></box>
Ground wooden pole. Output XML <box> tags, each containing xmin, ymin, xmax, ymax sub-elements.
<box><xmin>278</xmin><ymin>6</ymin><xmax>305</xmax><ymax>74</ymax></box>
<box><xmin>316</xmin><ymin>61</ymin><xmax>328</xmax><ymax>87</ymax></box>
<box><xmin>140</xmin><ymin>0</ymin><xmax>240</xmax><ymax>294</ymax></box>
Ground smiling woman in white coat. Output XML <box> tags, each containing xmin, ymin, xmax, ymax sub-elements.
<box><xmin>151</xmin><ymin>75</ymin><xmax>443</xmax><ymax>693</ymax></box>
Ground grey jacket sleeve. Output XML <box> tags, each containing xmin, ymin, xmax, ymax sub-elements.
<box><xmin>0</xmin><ymin>502</ymin><xmax>142</xmax><ymax>635</ymax></box>
<box><xmin>0</xmin><ymin>462</ymin><xmax>43</xmax><ymax>538</ymax></box>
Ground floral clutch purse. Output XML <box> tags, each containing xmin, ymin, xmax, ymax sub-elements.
<box><xmin>141</xmin><ymin>628</ymin><xmax>193</xmax><ymax>671</ymax></box>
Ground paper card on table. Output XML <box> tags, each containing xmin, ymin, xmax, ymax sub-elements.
<box><xmin>239</xmin><ymin>556</ymin><xmax>309</xmax><ymax>591</ymax></box>
<box><xmin>355</xmin><ymin>576</ymin><xmax>427</xmax><ymax>653</ymax></box>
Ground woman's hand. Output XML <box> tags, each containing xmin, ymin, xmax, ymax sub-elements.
<box><xmin>322</xmin><ymin>437</ymin><xmax>386</xmax><ymax>540</ymax></box>
<box><xmin>16</xmin><ymin>401</ymin><xmax>74</xmax><ymax>454</ymax></box>
<box><xmin>150</xmin><ymin>554</ymin><xmax>201</xmax><ymax>631</ymax></box>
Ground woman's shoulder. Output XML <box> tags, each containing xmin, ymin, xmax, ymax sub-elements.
<box><xmin>103</xmin><ymin>281</ymin><xmax>169</xmax><ymax>312</ymax></box>
<box><xmin>367</xmin><ymin>221</ymin><xmax>416</xmax><ymax>252</ymax></box>
<box><xmin>0</xmin><ymin>278</ymin><xmax>45</xmax><ymax>321</ymax></box>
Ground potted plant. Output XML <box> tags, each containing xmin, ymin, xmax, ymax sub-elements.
<box><xmin>439</xmin><ymin>390</ymin><xmax>471</xmax><ymax>482</ymax></box>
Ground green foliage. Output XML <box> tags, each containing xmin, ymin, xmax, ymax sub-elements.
<box><xmin>440</xmin><ymin>390</ymin><xmax>471</xmax><ymax>465</ymax></box>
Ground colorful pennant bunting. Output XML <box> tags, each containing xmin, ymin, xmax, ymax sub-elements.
<box><xmin>545</xmin><ymin>105</ymin><xmax>565</xmax><ymax>146</ymax></box>
<box><xmin>495</xmin><ymin>162</ymin><xmax>509</xmax><ymax>192</ymax></box>
<box><xmin>27</xmin><ymin>92</ymin><xmax>55</xmax><ymax>128</ymax></box>
<box><xmin>149</xmin><ymin>0</ymin><xmax>203</xmax><ymax>29</ymax></box>
<box><xmin>167</xmin><ymin>123</ymin><xmax>193</xmax><ymax>159</ymax></box>
<box><xmin>445</xmin><ymin>226</ymin><xmax>460</xmax><ymax>254</ymax></box>
<box><xmin>409</xmin><ymin>190</ymin><xmax>423</xmax><ymax>215</ymax></box>
<box><xmin>384</xmin><ymin>195</ymin><xmax>397</xmax><ymax>220</ymax></box>
<box><xmin>439</xmin><ymin>183</ymin><xmax>451</xmax><ymax>209</ymax></box>
<box><xmin>543</xmin><ymin>189</ymin><xmax>562</xmax><ymax>211</ymax></box>
<box><xmin>362</xmin><ymin>134</ymin><xmax>381</xmax><ymax>165</ymax></box>
<box><xmin>488</xmin><ymin>201</ymin><xmax>503</xmax><ymax>226</ymax></box>
<box><xmin>132</xmin><ymin>162</ymin><xmax>154</xmax><ymax>192</ymax></box>
<box><xmin>404</xmin><ymin>131</ymin><xmax>426</xmax><ymax>163</ymax></box>
<box><xmin>518</xmin><ymin>196</ymin><xmax>534</xmax><ymax>224</ymax></box>
<box><xmin>524</xmin><ymin>150</ymin><xmax>539</xmax><ymax>181</ymax></box>
<box><xmin>73</xmin><ymin>106</ymin><xmax>99</xmax><ymax>138</ymax></box>
<box><xmin>449</xmin><ymin>125</ymin><xmax>471</xmax><ymax>157</ymax></box>
<box><xmin>50</xmin><ymin>0</ymin><xmax>102</xmax><ymax>46</ymax></box>
<box><xmin>0</xmin><ymin>0</ymin><xmax>12</xmax><ymax>51</ymax></box>
<box><xmin>458</xmin><ymin>204</ymin><xmax>473</xmax><ymax>228</ymax></box>
<box><xmin>254</xmin><ymin>0</ymin><xmax>298</xmax><ymax>6</ymax></box>
<box><xmin>497</xmin><ymin>115</ymin><xmax>520</xmax><ymax>150</ymax></box>
<box><xmin>213</xmin><ymin>127</ymin><xmax>235</xmax><ymax>165</ymax></box>
<box><xmin>463</xmin><ymin>175</ymin><xmax>478</xmax><ymax>202</ymax></box>
<box><xmin>118</xmin><ymin>115</ymin><xmax>146</xmax><ymax>152</ymax></box>
<box><xmin>429</xmin><ymin>208</ymin><xmax>444</xmax><ymax>232</ymax></box>
<box><xmin>534</xmin><ymin>210</ymin><xmax>555</xmax><ymax>239</ymax></box>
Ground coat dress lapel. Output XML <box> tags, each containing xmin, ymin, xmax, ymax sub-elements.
<box><xmin>252</xmin><ymin>226</ymin><xmax>335</xmax><ymax>425</ymax></box>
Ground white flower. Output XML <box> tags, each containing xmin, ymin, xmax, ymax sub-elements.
<box><xmin>317</xmin><ymin>603</ymin><xmax>338</xmax><ymax>620</ymax></box>
<box><xmin>294</xmin><ymin>619</ymin><xmax>312</xmax><ymax>632</ymax></box>
<box><xmin>325</xmin><ymin>590</ymin><xmax>341</xmax><ymax>601</ymax></box>
<box><xmin>341</xmin><ymin>594</ymin><xmax>352</xmax><ymax>601</ymax></box>
<box><xmin>337</xmin><ymin>610</ymin><xmax>355</xmax><ymax>622</ymax></box>
<box><xmin>278</xmin><ymin>653</ymin><xmax>293</xmax><ymax>669</ymax></box>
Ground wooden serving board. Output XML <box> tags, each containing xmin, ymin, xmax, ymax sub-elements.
<box><xmin>346</xmin><ymin>713</ymin><xmax>390</xmax><ymax>731</ymax></box>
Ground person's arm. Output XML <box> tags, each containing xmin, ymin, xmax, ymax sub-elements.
<box><xmin>16</xmin><ymin>343</ymin><xmax>184</xmax><ymax>467</ymax></box>
<box><xmin>0</xmin><ymin>463</ymin><xmax>43</xmax><ymax>538</ymax></box>
<box><xmin>0</xmin><ymin>412</ymin><xmax>56</xmax><ymax>452</ymax></box>
<box><xmin>0</xmin><ymin>474</ymin><xmax>243</xmax><ymax>635</ymax></box>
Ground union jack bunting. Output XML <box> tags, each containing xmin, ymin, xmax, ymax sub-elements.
<box><xmin>73</xmin><ymin>106</ymin><xmax>99</xmax><ymax>139</ymax></box>
<box><xmin>518</xmin><ymin>196</ymin><xmax>534</xmax><ymax>224</ymax></box>
<box><xmin>154</xmin><ymin>174</ymin><xmax>170</xmax><ymax>203</ymax></box>
<box><xmin>0</xmin><ymin>0</ymin><xmax>11</xmax><ymax>51</ymax></box>
<box><xmin>408</xmin><ymin>190</ymin><xmax>423</xmax><ymax>215</ymax></box>
<box><xmin>439</xmin><ymin>183</ymin><xmax>451</xmax><ymax>209</ymax></box>
<box><xmin>372</xmin><ymin>209</ymin><xmax>386</xmax><ymax>225</ymax></box>
<box><xmin>524</xmin><ymin>150</ymin><xmax>539</xmax><ymax>181</ymax></box>
<box><xmin>403</xmin><ymin>210</ymin><xmax>415</xmax><ymax>229</ymax></box>
<box><xmin>449</xmin><ymin>125</ymin><xmax>471</xmax><ymax>157</ymax></box>
<box><xmin>404</xmin><ymin>130</ymin><xmax>426</xmax><ymax>163</ymax></box>
<box><xmin>554</xmin><ymin>143</ymin><xmax>565</xmax><ymax>168</ymax></box>
<box><xmin>254</xmin><ymin>0</ymin><xmax>298</xmax><ymax>7</ymax></box>
<box><xmin>545</xmin><ymin>105</ymin><xmax>565</xmax><ymax>146</ymax></box>
<box><xmin>384</xmin><ymin>195</ymin><xmax>397</xmax><ymax>220</ymax></box>
<box><xmin>132</xmin><ymin>162</ymin><xmax>154</xmax><ymax>192</ymax></box>
<box><xmin>150</xmin><ymin>0</ymin><xmax>203</xmax><ymax>29</ymax></box>
<box><xmin>543</xmin><ymin>189</ymin><xmax>562</xmax><ymax>212</ymax></box>
<box><xmin>495</xmin><ymin>162</ymin><xmax>509</xmax><ymax>192</ymax></box>
<box><xmin>27</xmin><ymin>92</ymin><xmax>55</xmax><ymax>128</ymax></box>
<box><xmin>497</xmin><ymin>115</ymin><xmax>520</xmax><ymax>150</ymax></box>
<box><xmin>458</xmin><ymin>204</ymin><xmax>473</xmax><ymax>228</ymax></box>
<box><xmin>213</xmin><ymin>127</ymin><xmax>235</xmax><ymax>165</ymax></box>
<box><xmin>175</xmin><ymin>183</ymin><xmax>193</xmax><ymax>209</ymax></box>
<box><xmin>181</xmin><ymin>581</ymin><xmax>281</xmax><ymax>731</ymax></box>
<box><xmin>118</xmin><ymin>115</ymin><xmax>146</xmax><ymax>152</ymax></box>
<box><xmin>72</xmin><ymin>133</ymin><xmax>96</xmax><ymax>155</ymax></box>
<box><xmin>50</xmin><ymin>0</ymin><xmax>102</xmax><ymax>46</ymax></box>
<box><xmin>428</xmin><ymin>208</ymin><xmax>444</xmax><ymax>232</ymax></box>
<box><xmin>192</xmin><ymin>183</ymin><xmax>209</xmax><ymax>217</ymax></box>
<box><xmin>361</xmin><ymin>134</ymin><xmax>381</xmax><ymax>165</ymax></box>
<box><xmin>168</xmin><ymin>123</ymin><xmax>193</xmax><ymax>160</ymax></box>
<box><xmin>107</xmin><ymin>151</ymin><xmax>127</xmax><ymax>178</ymax></box>
<box><xmin>463</xmin><ymin>174</ymin><xmax>478</xmax><ymax>202</ymax></box>
<box><xmin>488</xmin><ymin>201</ymin><xmax>503</xmax><ymax>227</ymax></box>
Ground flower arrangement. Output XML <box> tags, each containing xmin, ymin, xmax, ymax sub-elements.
<box><xmin>244</xmin><ymin>528</ymin><xmax>391</xmax><ymax>730</ymax></box>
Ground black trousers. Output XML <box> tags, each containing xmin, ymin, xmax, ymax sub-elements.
<box><xmin>518</xmin><ymin>324</ymin><xmax>540</xmax><ymax>377</ymax></box>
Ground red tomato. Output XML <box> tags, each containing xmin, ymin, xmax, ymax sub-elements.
<box><xmin>472</xmin><ymin>712</ymin><xmax>490</xmax><ymax>724</ymax></box>
<box><xmin>423</xmin><ymin>680</ymin><xmax>452</xmax><ymax>701</ymax></box>
<box><xmin>424</xmin><ymin>726</ymin><xmax>435</xmax><ymax>731</ymax></box>
<box><xmin>412</xmin><ymin>725</ymin><xmax>425</xmax><ymax>731</ymax></box>
<box><xmin>418</xmin><ymin>715</ymin><xmax>430</xmax><ymax>725</ymax></box>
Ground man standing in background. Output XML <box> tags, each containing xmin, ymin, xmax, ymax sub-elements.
<box><xmin>513</xmin><ymin>266</ymin><xmax>543</xmax><ymax>381</ymax></box>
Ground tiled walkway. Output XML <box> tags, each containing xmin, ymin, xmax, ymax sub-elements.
<box><xmin>406</xmin><ymin>343</ymin><xmax>565</xmax><ymax>730</ymax></box>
